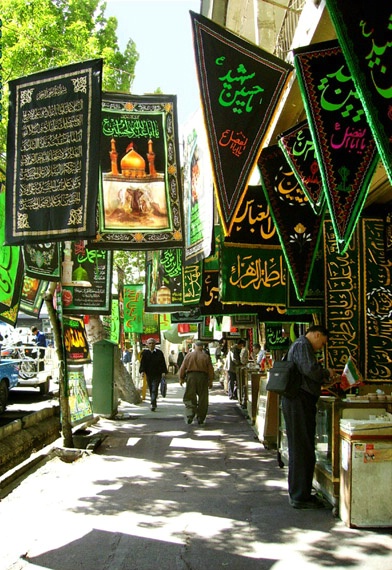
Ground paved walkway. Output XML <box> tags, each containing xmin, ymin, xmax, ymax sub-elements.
<box><xmin>1</xmin><ymin>376</ymin><xmax>391</xmax><ymax>570</ymax></box>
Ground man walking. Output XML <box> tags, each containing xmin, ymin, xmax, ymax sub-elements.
<box><xmin>282</xmin><ymin>325</ymin><xmax>337</xmax><ymax>509</ymax></box>
<box><xmin>139</xmin><ymin>338</ymin><xmax>167</xmax><ymax>411</ymax></box>
<box><xmin>179</xmin><ymin>340</ymin><xmax>214</xmax><ymax>426</ymax></box>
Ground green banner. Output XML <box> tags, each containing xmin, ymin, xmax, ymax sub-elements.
<box><xmin>220</xmin><ymin>242</ymin><xmax>286</xmax><ymax>305</ymax></box>
<box><xmin>124</xmin><ymin>284</ymin><xmax>144</xmax><ymax>333</ymax></box>
<box><xmin>182</xmin><ymin>261</ymin><xmax>202</xmax><ymax>305</ymax></box>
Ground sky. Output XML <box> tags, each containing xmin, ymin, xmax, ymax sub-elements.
<box><xmin>104</xmin><ymin>0</ymin><xmax>201</xmax><ymax>127</ymax></box>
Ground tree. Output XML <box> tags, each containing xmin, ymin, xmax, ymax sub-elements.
<box><xmin>0</xmin><ymin>0</ymin><xmax>139</xmax><ymax>166</ymax></box>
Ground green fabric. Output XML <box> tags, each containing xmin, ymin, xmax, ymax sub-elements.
<box><xmin>220</xmin><ymin>241</ymin><xmax>286</xmax><ymax>305</ymax></box>
<box><xmin>124</xmin><ymin>285</ymin><xmax>144</xmax><ymax>333</ymax></box>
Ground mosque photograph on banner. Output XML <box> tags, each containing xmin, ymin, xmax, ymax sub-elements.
<box><xmin>95</xmin><ymin>92</ymin><xmax>184</xmax><ymax>249</ymax></box>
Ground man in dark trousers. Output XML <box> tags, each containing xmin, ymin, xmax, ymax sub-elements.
<box><xmin>178</xmin><ymin>340</ymin><xmax>214</xmax><ymax>426</ymax></box>
<box><xmin>282</xmin><ymin>325</ymin><xmax>337</xmax><ymax>510</ymax></box>
<box><xmin>139</xmin><ymin>338</ymin><xmax>167</xmax><ymax>411</ymax></box>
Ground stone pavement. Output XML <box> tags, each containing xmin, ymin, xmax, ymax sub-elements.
<box><xmin>0</xmin><ymin>376</ymin><xmax>391</xmax><ymax>570</ymax></box>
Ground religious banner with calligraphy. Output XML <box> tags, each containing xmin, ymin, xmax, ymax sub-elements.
<box><xmin>91</xmin><ymin>92</ymin><xmax>184</xmax><ymax>250</ymax></box>
<box><xmin>182</xmin><ymin>261</ymin><xmax>203</xmax><ymax>306</ymax></box>
<box><xmin>61</xmin><ymin>240</ymin><xmax>112</xmax><ymax>315</ymax></box>
<box><xmin>22</xmin><ymin>242</ymin><xmax>60</xmax><ymax>281</ymax></box>
<box><xmin>324</xmin><ymin>219</ymin><xmax>362</xmax><ymax>373</ymax></box>
<box><xmin>145</xmin><ymin>249</ymin><xmax>183</xmax><ymax>313</ymax></box>
<box><xmin>294</xmin><ymin>40</ymin><xmax>379</xmax><ymax>253</ymax></box>
<box><xmin>258</xmin><ymin>144</ymin><xmax>324</xmax><ymax>301</ymax></box>
<box><xmin>220</xmin><ymin>241</ymin><xmax>286</xmax><ymax>306</ymax></box>
<box><xmin>363</xmin><ymin>218</ymin><xmax>392</xmax><ymax>381</ymax></box>
<box><xmin>278</xmin><ymin>120</ymin><xmax>325</xmax><ymax>215</ymax></box>
<box><xmin>326</xmin><ymin>1</ymin><xmax>392</xmax><ymax>185</ymax></box>
<box><xmin>63</xmin><ymin>315</ymin><xmax>91</xmax><ymax>364</ymax></box>
<box><xmin>19</xmin><ymin>277</ymin><xmax>48</xmax><ymax>317</ymax></box>
<box><xmin>0</xmin><ymin>181</ymin><xmax>24</xmax><ymax>325</ymax></box>
<box><xmin>225</xmin><ymin>185</ymin><xmax>280</xmax><ymax>245</ymax></box>
<box><xmin>190</xmin><ymin>11</ymin><xmax>293</xmax><ymax>235</ymax></box>
<box><xmin>6</xmin><ymin>59</ymin><xmax>102</xmax><ymax>245</ymax></box>
<box><xmin>182</xmin><ymin>109</ymin><xmax>214</xmax><ymax>264</ymax></box>
<box><xmin>142</xmin><ymin>312</ymin><xmax>160</xmax><ymax>344</ymax></box>
<box><xmin>386</xmin><ymin>206</ymin><xmax>392</xmax><ymax>260</ymax></box>
<box><xmin>265</xmin><ymin>323</ymin><xmax>290</xmax><ymax>352</ymax></box>
<box><xmin>102</xmin><ymin>297</ymin><xmax>120</xmax><ymax>345</ymax></box>
<box><xmin>123</xmin><ymin>284</ymin><xmax>144</xmax><ymax>333</ymax></box>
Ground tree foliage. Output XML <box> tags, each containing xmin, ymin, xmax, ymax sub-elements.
<box><xmin>0</xmin><ymin>0</ymin><xmax>139</xmax><ymax>161</ymax></box>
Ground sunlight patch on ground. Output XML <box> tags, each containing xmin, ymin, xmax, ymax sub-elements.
<box><xmin>169</xmin><ymin>437</ymin><xmax>220</xmax><ymax>450</ymax></box>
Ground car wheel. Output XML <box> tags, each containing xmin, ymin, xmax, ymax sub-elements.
<box><xmin>39</xmin><ymin>376</ymin><xmax>51</xmax><ymax>395</ymax></box>
<box><xmin>0</xmin><ymin>378</ymin><xmax>9</xmax><ymax>414</ymax></box>
<box><xmin>19</xmin><ymin>358</ymin><xmax>37</xmax><ymax>379</ymax></box>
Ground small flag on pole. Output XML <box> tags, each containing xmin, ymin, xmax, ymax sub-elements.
<box><xmin>341</xmin><ymin>355</ymin><xmax>363</xmax><ymax>391</ymax></box>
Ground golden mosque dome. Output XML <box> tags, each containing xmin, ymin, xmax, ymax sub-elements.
<box><xmin>120</xmin><ymin>143</ymin><xmax>146</xmax><ymax>178</ymax></box>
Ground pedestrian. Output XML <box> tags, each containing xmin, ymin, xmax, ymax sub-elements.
<box><xmin>178</xmin><ymin>340</ymin><xmax>214</xmax><ymax>426</ymax></box>
<box><xmin>177</xmin><ymin>347</ymin><xmax>186</xmax><ymax>368</ymax></box>
<box><xmin>282</xmin><ymin>324</ymin><xmax>337</xmax><ymax>510</ymax></box>
<box><xmin>224</xmin><ymin>340</ymin><xmax>242</xmax><ymax>400</ymax></box>
<box><xmin>139</xmin><ymin>338</ymin><xmax>168</xmax><ymax>411</ymax></box>
<box><xmin>169</xmin><ymin>350</ymin><xmax>179</xmax><ymax>373</ymax></box>
<box><xmin>31</xmin><ymin>326</ymin><xmax>47</xmax><ymax>371</ymax></box>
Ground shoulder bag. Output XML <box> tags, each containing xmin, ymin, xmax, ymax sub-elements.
<box><xmin>266</xmin><ymin>356</ymin><xmax>301</xmax><ymax>399</ymax></box>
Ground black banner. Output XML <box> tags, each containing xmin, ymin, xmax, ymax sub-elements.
<box><xmin>294</xmin><ymin>41</ymin><xmax>379</xmax><ymax>253</ymax></box>
<box><xmin>6</xmin><ymin>59</ymin><xmax>102</xmax><ymax>244</ymax></box>
<box><xmin>190</xmin><ymin>11</ymin><xmax>292</xmax><ymax>235</ymax></box>
<box><xmin>326</xmin><ymin>0</ymin><xmax>392</xmax><ymax>184</ymax></box>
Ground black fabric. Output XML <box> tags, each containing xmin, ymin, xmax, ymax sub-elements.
<box><xmin>266</xmin><ymin>360</ymin><xmax>301</xmax><ymax>399</ymax></box>
<box><xmin>294</xmin><ymin>40</ymin><xmax>379</xmax><ymax>253</ymax></box>
<box><xmin>6</xmin><ymin>59</ymin><xmax>102</xmax><ymax>244</ymax></box>
<box><xmin>190</xmin><ymin>11</ymin><xmax>292</xmax><ymax>235</ymax></box>
<box><xmin>258</xmin><ymin>144</ymin><xmax>324</xmax><ymax>301</ymax></box>
<box><xmin>326</xmin><ymin>0</ymin><xmax>392</xmax><ymax>184</ymax></box>
<box><xmin>278</xmin><ymin>120</ymin><xmax>325</xmax><ymax>215</ymax></box>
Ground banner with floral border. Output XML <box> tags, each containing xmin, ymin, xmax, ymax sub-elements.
<box><xmin>91</xmin><ymin>92</ymin><xmax>184</xmax><ymax>250</ymax></box>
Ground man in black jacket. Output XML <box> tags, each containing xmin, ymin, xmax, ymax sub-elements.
<box><xmin>139</xmin><ymin>338</ymin><xmax>168</xmax><ymax>411</ymax></box>
<box><xmin>282</xmin><ymin>325</ymin><xmax>337</xmax><ymax>509</ymax></box>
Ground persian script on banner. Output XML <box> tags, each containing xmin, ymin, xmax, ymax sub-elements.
<box><xmin>6</xmin><ymin>59</ymin><xmax>102</xmax><ymax>245</ymax></box>
<box><xmin>294</xmin><ymin>40</ymin><xmax>379</xmax><ymax>253</ymax></box>
<box><xmin>92</xmin><ymin>92</ymin><xmax>184</xmax><ymax>250</ymax></box>
<box><xmin>190</xmin><ymin>11</ymin><xmax>292</xmax><ymax>235</ymax></box>
<box><xmin>326</xmin><ymin>0</ymin><xmax>392</xmax><ymax>184</ymax></box>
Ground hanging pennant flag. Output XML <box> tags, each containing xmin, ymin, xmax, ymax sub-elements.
<box><xmin>182</xmin><ymin>109</ymin><xmax>214</xmax><ymax>264</ymax></box>
<box><xmin>123</xmin><ymin>284</ymin><xmax>144</xmax><ymax>334</ymax></box>
<box><xmin>278</xmin><ymin>120</ymin><xmax>325</xmax><ymax>215</ymax></box>
<box><xmin>258</xmin><ymin>144</ymin><xmax>324</xmax><ymax>301</ymax></box>
<box><xmin>293</xmin><ymin>40</ymin><xmax>379</xmax><ymax>253</ymax></box>
<box><xmin>190</xmin><ymin>11</ymin><xmax>293</xmax><ymax>235</ymax></box>
<box><xmin>326</xmin><ymin>1</ymin><xmax>392</xmax><ymax>185</ymax></box>
<box><xmin>91</xmin><ymin>92</ymin><xmax>184</xmax><ymax>250</ymax></box>
<box><xmin>6</xmin><ymin>59</ymin><xmax>102</xmax><ymax>245</ymax></box>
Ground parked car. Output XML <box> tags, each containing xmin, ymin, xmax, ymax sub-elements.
<box><xmin>0</xmin><ymin>359</ymin><xmax>20</xmax><ymax>414</ymax></box>
<box><xmin>0</xmin><ymin>343</ymin><xmax>52</xmax><ymax>397</ymax></box>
